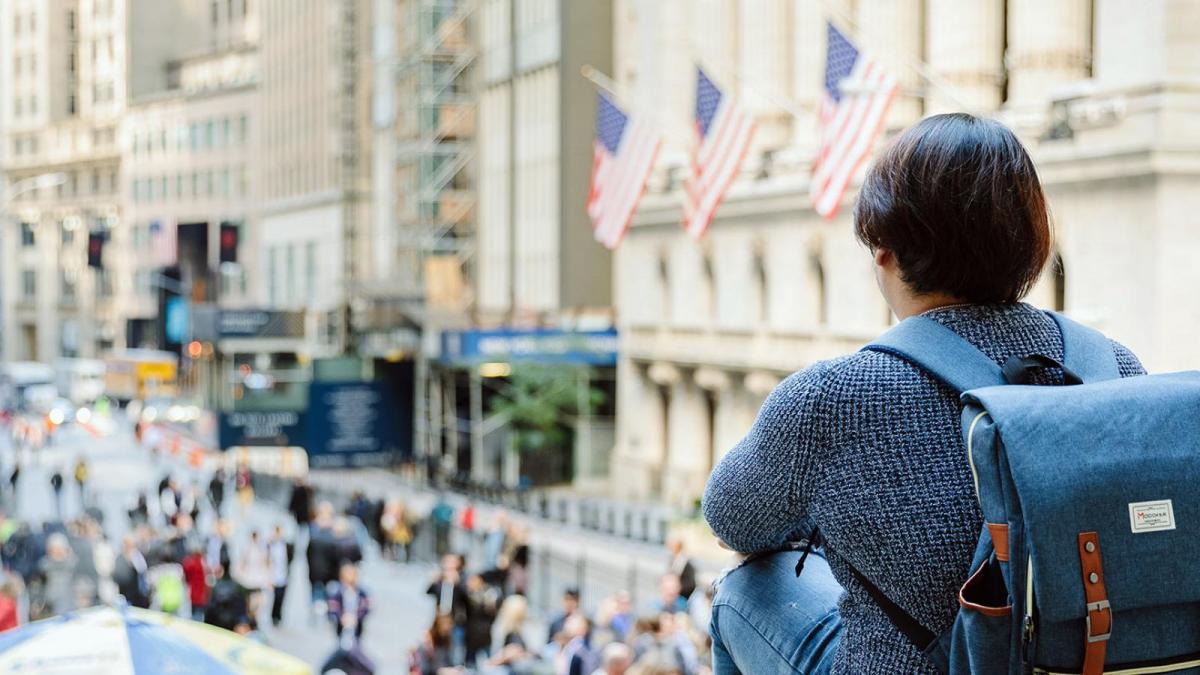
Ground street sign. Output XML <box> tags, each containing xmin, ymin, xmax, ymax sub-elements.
<box><xmin>218</xmin><ymin>410</ymin><xmax>307</xmax><ymax>449</ymax></box>
<box><xmin>305</xmin><ymin>381</ymin><xmax>403</xmax><ymax>468</ymax></box>
<box><xmin>439</xmin><ymin>327</ymin><xmax>619</xmax><ymax>366</ymax></box>
<box><xmin>217</xmin><ymin>310</ymin><xmax>304</xmax><ymax>339</ymax></box>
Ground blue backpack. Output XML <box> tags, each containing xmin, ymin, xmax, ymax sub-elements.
<box><xmin>854</xmin><ymin>311</ymin><xmax>1200</xmax><ymax>674</ymax></box>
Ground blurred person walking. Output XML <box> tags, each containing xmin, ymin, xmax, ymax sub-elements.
<box><xmin>654</xmin><ymin>575</ymin><xmax>687</xmax><ymax>614</ymax></box>
<box><xmin>204</xmin><ymin>564</ymin><xmax>249</xmax><ymax>632</ymax></box>
<box><xmin>287</xmin><ymin>477</ymin><xmax>313</xmax><ymax>531</ymax></box>
<box><xmin>181</xmin><ymin>542</ymin><xmax>209</xmax><ymax>621</ymax></box>
<box><xmin>665</xmin><ymin>536</ymin><xmax>696</xmax><ymax>602</ymax></box>
<box><xmin>464</xmin><ymin>572</ymin><xmax>500</xmax><ymax>668</ymax></box>
<box><xmin>234</xmin><ymin>461</ymin><xmax>254</xmax><ymax>513</ymax></box>
<box><xmin>427</xmin><ymin>554</ymin><xmax>468</xmax><ymax>664</ymax></box>
<box><xmin>430</xmin><ymin>494</ymin><xmax>454</xmax><ymax>556</ymax></box>
<box><xmin>234</xmin><ymin>531</ymin><xmax>271</xmax><ymax>610</ymax></box>
<box><xmin>0</xmin><ymin>574</ymin><xmax>23</xmax><ymax>631</ymax></box>
<box><xmin>37</xmin><ymin>533</ymin><xmax>79</xmax><ymax>618</ymax></box>
<box><xmin>379</xmin><ymin>499</ymin><xmax>412</xmax><ymax>562</ymax></box>
<box><xmin>112</xmin><ymin>535</ymin><xmax>149</xmax><ymax>608</ymax></box>
<box><xmin>327</xmin><ymin>563</ymin><xmax>369</xmax><ymax>646</ymax></box>
<box><xmin>546</xmin><ymin>588</ymin><xmax>581</xmax><ymax>645</ymax></box>
<box><xmin>492</xmin><ymin>593</ymin><xmax>530</xmax><ymax>653</ymax></box>
<box><xmin>596</xmin><ymin>643</ymin><xmax>634</xmax><ymax>675</ymax></box>
<box><xmin>268</xmin><ymin>525</ymin><xmax>292</xmax><ymax>627</ymax></box>
<box><xmin>207</xmin><ymin>469</ymin><xmax>226</xmax><ymax>515</ymax></box>
<box><xmin>49</xmin><ymin>470</ymin><xmax>64</xmax><ymax>520</ymax></box>
<box><xmin>72</xmin><ymin>458</ymin><xmax>89</xmax><ymax>509</ymax></box>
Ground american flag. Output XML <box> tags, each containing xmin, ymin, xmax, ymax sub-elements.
<box><xmin>588</xmin><ymin>92</ymin><xmax>662</xmax><ymax>249</ymax></box>
<box><xmin>684</xmin><ymin>67</ymin><xmax>756</xmax><ymax>238</ymax></box>
<box><xmin>149</xmin><ymin>218</ymin><xmax>176</xmax><ymax>266</ymax></box>
<box><xmin>811</xmin><ymin>22</ymin><xmax>898</xmax><ymax>219</ymax></box>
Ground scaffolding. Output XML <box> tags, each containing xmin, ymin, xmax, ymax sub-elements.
<box><xmin>393</xmin><ymin>0</ymin><xmax>477</xmax><ymax>304</ymax></box>
<box><xmin>390</xmin><ymin>0</ymin><xmax>478</xmax><ymax>467</ymax></box>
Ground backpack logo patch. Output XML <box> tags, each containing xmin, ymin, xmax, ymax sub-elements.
<box><xmin>1129</xmin><ymin>499</ymin><xmax>1176</xmax><ymax>533</ymax></box>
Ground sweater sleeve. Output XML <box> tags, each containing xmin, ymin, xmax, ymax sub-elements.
<box><xmin>701</xmin><ymin>362</ymin><xmax>834</xmax><ymax>554</ymax></box>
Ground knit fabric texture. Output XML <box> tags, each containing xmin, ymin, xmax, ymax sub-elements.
<box><xmin>702</xmin><ymin>303</ymin><xmax>1144</xmax><ymax>674</ymax></box>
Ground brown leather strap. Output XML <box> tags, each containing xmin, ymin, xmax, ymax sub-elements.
<box><xmin>987</xmin><ymin>523</ymin><xmax>1009</xmax><ymax>562</ymax></box>
<box><xmin>1078</xmin><ymin>531</ymin><xmax>1111</xmax><ymax>675</ymax></box>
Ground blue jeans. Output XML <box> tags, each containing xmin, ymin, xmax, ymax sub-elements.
<box><xmin>710</xmin><ymin>548</ymin><xmax>843</xmax><ymax>674</ymax></box>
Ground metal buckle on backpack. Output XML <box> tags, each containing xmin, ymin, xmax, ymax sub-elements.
<box><xmin>1085</xmin><ymin>600</ymin><xmax>1112</xmax><ymax>643</ymax></box>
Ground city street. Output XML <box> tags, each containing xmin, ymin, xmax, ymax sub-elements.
<box><xmin>1</xmin><ymin>416</ymin><xmax>435</xmax><ymax>673</ymax></box>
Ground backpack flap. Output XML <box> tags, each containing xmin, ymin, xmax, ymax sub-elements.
<box><xmin>965</xmin><ymin>371</ymin><xmax>1200</xmax><ymax>669</ymax></box>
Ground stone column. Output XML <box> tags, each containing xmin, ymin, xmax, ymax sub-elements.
<box><xmin>694</xmin><ymin>366</ymin><xmax>732</xmax><ymax>474</ymax></box>
<box><xmin>646</xmin><ymin>361</ymin><xmax>680</xmax><ymax>499</ymax></box>
<box><xmin>1005</xmin><ymin>0</ymin><xmax>1092</xmax><ymax>116</ymax></box>
<box><xmin>737</xmin><ymin>0</ymin><xmax>791</xmax><ymax>153</ymax></box>
<box><xmin>788</xmin><ymin>0</ymin><xmax>826</xmax><ymax>152</ymax></box>
<box><xmin>925</xmin><ymin>0</ymin><xmax>1004</xmax><ymax>114</ymax></box>
<box><xmin>854</xmin><ymin>0</ymin><xmax>924</xmax><ymax>128</ymax></box>
<box><xmin>665</xmin><ymin>373</ymin><xmax>709</xmax><ymax>509</ymax></box>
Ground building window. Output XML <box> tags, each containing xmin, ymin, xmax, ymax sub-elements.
<box><xmin>204</xmin><ymin>120</ymin><xmax>214</xmax><ymax>148</ymax></box>
<box><xmin>175</xmin><ymin>173</ymin><xmax>184</xmax><ymax>199</ymax></box>
<box><xmin>211</xmin><ymin>0</ymin><xmax>220</xmax><ymax>27</ymax></box>
<box><xmin>268</xmin><ymin>247</ymin><xmax>278</xmax><ymax>306</ymax></box>
<box><xmin>21</xmin><ymin>223</ymin><xmax>36</xmax><ymax>247</ymax></box>
<box><xmin>21</xmin><ymin>270</ymin><xmax>36</xmax><ymax>300</ymax></box>
<box><xmin>68</xmin><ymin>94</ymin><xmax>77</xmax><ymax>115</ymax></box>
<box><xmin>160</xmin><ymin>175</ymin><xmax>169</xmax><ymax>200</ymax></box>
<box><xmin>189</xmin><ymin>122</ymin><xmax>201</xmax><ymax>150</ymax></box>
<box><xmin>67</xmin><ymin>9</ymin><xmax>75</xmax><ymax>31</ymax></box>
<box><xmin>220</xmin><ymin>118</ymin><xmax>231</xmax><ymax>147</ymax></box>
<box><xmin>61</xmin><ymin>270</ymin><xmax>77</xmax><ymax>304</ymax></box>
<box><xmin>285</xmin><ymin>244</ymin><xmax>296</xmax><ymax>306</ymax></box>
<box><xmin>92</xmin><ymin>170</ymin><xmax>101</xmax><ymax>193</ymax></box>
<box><xmin>237</xmin><ymin>114</ymin><xmax>248</xmax><ymax>145</ymax></box>
<box><xmin>305</xmin><ymin>241</ymin><xmax>317</xmax><ymax>303</ymax></box>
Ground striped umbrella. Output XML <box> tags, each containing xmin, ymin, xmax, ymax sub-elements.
<box><xmin>0</xmin><ymin>606</ymin><xmax>311</xmax><ymax>674</ymax></box>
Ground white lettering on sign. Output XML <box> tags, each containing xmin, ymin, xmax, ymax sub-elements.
<box><xmin>1129</xmin><ymin>499</ymin><xmax>1176</xmax><ymax>534</ymax></box>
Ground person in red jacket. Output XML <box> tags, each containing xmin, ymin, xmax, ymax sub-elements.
<box><xmin>0</xmin><ymin>574</ymin><xmax>23</xmax><ymax>632</ymax></box>
<box><xmin>181</xmin><ymin>544</ymin><xmax>210</xmax><ymax>622</ymax></box>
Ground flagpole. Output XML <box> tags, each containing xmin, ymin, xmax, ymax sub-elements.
<box><xmin>818</xmin><ymin>0</ymin><xmax>980</xmax><ymax>115</ymax></box>
<box><xmin>581</xmin><ymin>65</ymin><xmax>621</xmax><ymax>100</ymax></box>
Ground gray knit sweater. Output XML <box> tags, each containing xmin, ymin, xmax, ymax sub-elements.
<box><xmin>702</xmin><ymin>303</ymin><xmax>1144</xmax><ymax>674</ymax></box>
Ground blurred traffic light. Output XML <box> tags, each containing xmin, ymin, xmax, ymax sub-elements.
<box><xmin>87</xmin><ymin>232</ymin><xmax>105</xmax><ymax>269</ymax></box>
<box><xmin>219</xmin><ymin>221</ymin><xmax>239</xmax><ymax>264</ymax></box>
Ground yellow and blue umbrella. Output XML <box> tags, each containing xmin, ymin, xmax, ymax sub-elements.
<box><xmin>0</xmin><ymin>606</ymin><xmax>311</xmax><ymax>674</ymax></box>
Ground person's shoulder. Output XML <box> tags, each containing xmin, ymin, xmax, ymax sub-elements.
<box><xmin>775</xmin><ymin>349</ymin><xmax>905</xmax><ymax>402</ymax></box>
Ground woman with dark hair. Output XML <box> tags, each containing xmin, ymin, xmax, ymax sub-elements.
<box><xmin>702</xmin><ymin>113</ymin><xmax>1144</xmax><ymax>674</ymax></box>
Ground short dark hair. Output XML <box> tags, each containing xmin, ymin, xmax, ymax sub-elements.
<box><xmin>854</xmin><ymin>113</ymin><xmax>1051</xmax><ymax>304</ymax></box>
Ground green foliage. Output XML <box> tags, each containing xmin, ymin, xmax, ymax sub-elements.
<box><xmin>487</xmin><ymin>364</ymin><xmax>605</xmax><ymax>453</ymax></box>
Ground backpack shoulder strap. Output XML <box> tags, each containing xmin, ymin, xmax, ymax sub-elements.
<box><xmin>862</xmin><ymin>316</ymin><xmax>1006</xmax><ymax>394</ymax></box>
<box><xmin>1046</xmin><ymin>311</ymin><xmax>1121</xmax><ymax>383</ymax></box>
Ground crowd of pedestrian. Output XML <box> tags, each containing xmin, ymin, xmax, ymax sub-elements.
<box><xmin>408</xmin><ymin>500</ymin><xmax>713</xmax><ymax>675</ymax></box>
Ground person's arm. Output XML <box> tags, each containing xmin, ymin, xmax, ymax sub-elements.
<box><xmin>702</xmin><ymin>363</ymin><xmax>836</xmax><ymax>554</ymax></box>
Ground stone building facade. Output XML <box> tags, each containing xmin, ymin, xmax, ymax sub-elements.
<box><xmin>610</xmin><ymin>0</ymin><xmax>1200</xmax><ymax>508</ymax></box>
